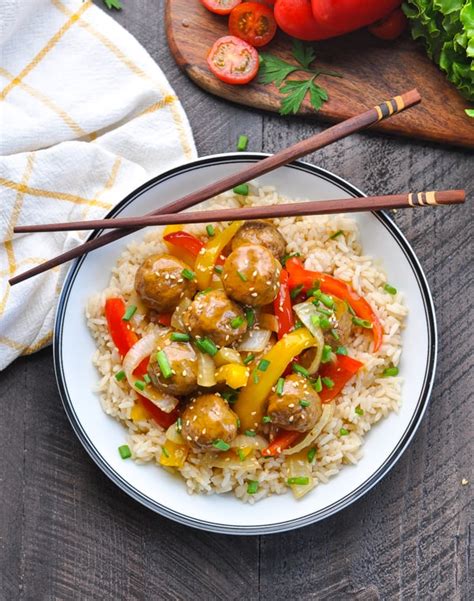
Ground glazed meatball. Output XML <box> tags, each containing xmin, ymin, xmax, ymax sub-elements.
<box><xmin>135</xmin><ymin>254</ymin><xmax>197</xmax><ymax>313</ymax></box>
<box><xmin>232</xmin><ymin>221</ymin><xmax>287</xmax><ymax>259</ymax></box>
<box><xmin>181</xmin><ymin>394</ymin><xmax>239</xmax><ymax>452</ymax></box>
<box><xmin>182</xmin><ymin>289</ymin><xmax>247</xmax><ymax>347</ymax></box>
<box><xmin>267</xmin><ymin>374</ymin><xmax>322</xmax><ymax>433</ymax></box>
<box><xmin>148</xmin><ymin>332</ymin><xmax>198</xmax><ymax>396</ymax></box>
<box><xmin>222</xmin><ymin>244</ymin><xmax>281</xmax><ymax>306</ymax></box>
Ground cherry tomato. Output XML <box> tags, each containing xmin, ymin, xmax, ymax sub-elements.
<box><xmin>207</xmin><ymin>35</ymin><xmax>259</xmax><ymax>85</ymax></box>
<box><xmin>200</xmin><ymin>0</ymin><xmax>242</xmax><ymax>16</ymax></box>
<box><xmin>369</xmin><ymin>8</ymin><xmax>408</xmax><ymax>40</ymax></box>
<box><xmin>228</xmin><ymin>2</ymin><xmax>277</xmax><ymax>47</ymax></box>
<box><xmin>274</xmin><ymin>0</ymin><xmax>336</xmax><ymax>41</ymax></box>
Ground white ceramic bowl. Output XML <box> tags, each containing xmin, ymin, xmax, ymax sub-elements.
<box><xmin>54</xmin><ymin>154</ymin><xmax>437</xmax><ymax>535</ymax></box>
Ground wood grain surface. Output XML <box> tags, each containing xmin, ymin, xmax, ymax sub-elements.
<box><xmin>166</xmin><ymin>0</ymin><xmax>474</xmax><ymax>149</ymax></box>
<box><xmin>1</xmin><ymin>1</ymin><xmax>472</xmax><ymax>599</ymax></box>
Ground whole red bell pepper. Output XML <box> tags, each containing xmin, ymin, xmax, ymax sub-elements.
<box><xmin>285</xmin><ymin>258</ymin><xmax>383</xmax><ymax>352</ymax></box>
<box><xmin>274</xmin><ymin>0</ymin><xmax>337</xmax><ymax>41</ymax></box>
<box><xmin>311</xmin><ymin>0</ymin><xmax>402</xmax><ymax>36</ymax></box>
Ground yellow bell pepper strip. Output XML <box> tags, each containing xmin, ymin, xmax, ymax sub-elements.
<box><xmin>234</xmin><ymin>328</ymin><xmax>317</xmax><ymax>432</ymax></box>
<box><xmin>215</xmin><ymin>363</ymin><xmax>250</xmax><ymax>389</ymax></box>
<box><xmin>195</xmin><ymin>221</ymin><xmax>243</xmax><ymax>290</ymax></box>
<box><xmin>159</xmin><ymin>440</ymin><xmax>188</xmax><ymax>468</ymax></box>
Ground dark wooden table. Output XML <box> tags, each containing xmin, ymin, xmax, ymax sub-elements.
<box><xmin>1</xmin><ymin>2</ymin><xmax>472</xmax><ymax>599</ymax></box>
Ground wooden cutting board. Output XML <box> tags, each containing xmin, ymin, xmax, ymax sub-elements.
<box><xmin>165</xmin><ymin>0</ymin><xmax>474</xmax><ymax>149</ymax></box>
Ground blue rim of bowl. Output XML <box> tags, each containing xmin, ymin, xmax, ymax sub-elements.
<box><xmin>54</xmin><ymin>153</ymin><xmax>437</xmax><ymax>535</ymax></box>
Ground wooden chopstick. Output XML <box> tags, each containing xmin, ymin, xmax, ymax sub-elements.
<box><xmin>9</xmin><ymin>89</ymin><xmax>421</xmax><ymax>286</ymax></box>
<box><xmin>14</xmin><ymin>190</ymin><xmax>465</xmax><ymax>233</ymax></box>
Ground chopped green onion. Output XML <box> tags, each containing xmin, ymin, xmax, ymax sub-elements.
<box><xmin>115</xmin><ymin>370</ymin><xmax>126</xmax><ymax>382</ymax></box>
<box><xmin>244</xmin><ymin>430</ymin><xmax>256</xmax><ymax>437</ymax></box>
<box><xmin>319</xmin><ymin>293</ymin><xmax>335</xmax><ymax>308</ymax></box>
<box><xmin>313</xmin><ymin>376</ymin><xmax>322</xmax><ymax>393</ymax></box>
<box><xmin>293</xmin><ymin>321</ymin><xmax>304</xmax><ymax>330</ymax></box>
<box><xmin>195</xmin><ymin>337</ymin><xmax>218</xmax><ymax>357</ymax></box>
<box><xmin>330</xmin><ymin>328</ymin><xmax>340</xmax><ymax>341</ymax></box>
<box><xmin>292</xmin><ymin>363</ymin><xmax>309</xmax><ymax>378</ymax></box>
<box><xmin>161</xmin><ymin>446</ymin><xmax>170</xmax><ymax>458</ymax></box>
<box><xmin>262</xmin><ymin>416</ymin><xmax>272</xmax><ymax>424</ymax></box>
<box><xmin>237</xmin><ymin>270</ymin><xmax>247</xmax><ymax>282</ymax></box>
<box><xmin>176</xmin><ymin>417</ymin><xmax>182</xmax><ymax>433</ymax></box>
<box><xmin>143</xmin><ymin>374</ymin><xmax>151</xmax><ymax>384</ymax></box>
<box><xmin>322</xmin><ymin>377</ymin><xmax>334</xmax><ymax>389</ymax></box>
<box><xmin>134</xmin><ymin>380</ymin><xmax>146</xmax><ymax>391</ymax></box>
<box><xmin>355</xmin><ymin>406</ymin><xmax>364</xmax><ymax>416</ymax></box>
<box><xmin>346</xmin><ymin>303</ymin><xmax>356</xmax><ymax>316</ymax></box>
<box><xmin>300</xmin><ymin>399</ymin><xmax>310</xmax><ymax>408</ymax></box>
<box><xmin>384</xmin><ymin>283</ymin><xmax>397</xmax><ymax>295</ymax></box>
<box><xmin>307</xmin><ymin>448</ymin><xmax>317</xmax><ymax>463</ymax></box>
<box><xmin>290</xmin><ymin>284</ymin><xmax>304</xmax><ymax>300</ymax></box>
<box><xmin>213</xmin><ymin>439</ymin><xmax>231</xmax><ymax>451</ymax></box>
<box><xmin>198</xmin><ymin>287</ymin><xmax>213</xmax><ymax>296</ymax></box>
<box><xmin>252</xmin><ymin>370</ymin><xmax>259</xmax><ymax>384</ymax></box>
<box><xmin>118</xmin><ymin>445</ymin><xmax>131</xmax><ymax>459</ymax></box>
<box><xmin>339</xmin><ymin>428</ymin><xmax>349</xmax><ymax>436</ymax></box>
<box><xmin>237</xmin><ymin>448</ymin><xmax>246</xmax><ymax>461</ymax></box>
<box><xmin>310</xmin><ymin>314</ymin><xmax>321</xmax><ymax>328</ymax></box>
<box><xmin>122</xmin><ymin>305</ymin><xmax>137</xmax><ymax>321</ymax></box>
<box><xmin>281</xmin><ymin>252</ymin><xmax>301</xmax><ymax>266</ymax></box>
<box><xmin>181</xmin><ymin>268</ymin><xmax>195</xmax><ymax>281</ymax></box>
<box><xmin>319</xmin><ymin>317</ymin><xmax>331</xmax><ymax>329</ymax></box>
<box><xmin>247</xmin><ymin>480</ymin><xmax>259</xmax><ymax>494</ymax></box>
<box><xmin>206</xmin><ymin>224</ymin><xmax>215</xmax><ymax>237</ymax></box>
<box><xmin>243</xmin><ymin>353</ymin><xmax>255</xmax><ymax>365</ymax></box>
<box><xmin>287</xmin><ymin>477</ymin><xmax>309</xmax><ymax>486</ymax></box>
<box><xmin>276</xmin><ymin>377</ymin><xmax>284</xmax><ymax>396</ymax></box>
<box><xmin>315</xmin><ymin>306</ymin><xmax>333</xmax><ymax>317</ymax></box>
<box><xmin>245</xmin><ymin>307</ymin><xmax>255</xmax><ymax>328</ymax></box>
<box><xmin>233</xmin><ymin>184</ymin><xmax>249</xmax><ymax>196</ymax></box>
<box><xmin>383</xmin><ymin>366</ymin><xmax>399</xmax><ymax>377</ymax></box>
<box><xmin>231</xmin><ymin>316</ymin><xmax>245</xmax><ymax>329</ymax></box>
<box><xmin>330</xmin><ymin>230</ymin><xmax>343</xmax><ymax>240</ymax></box>
<box><xmin>321</xmin><ymin>345</ymin><xmax>332</xmax><ymax>363</ymax></box>
<box><xmin>335</xmin><ymin>346</ymin><xmax>348</xmax><ymax>356</ymax></box>
<box><xmin>237</xmin><ymin>134</ymin><xmax>249</xmax><ymax>151</ymax></box>
<box><xmin>214</xmin><ymin>265</ymin><xmax>223</xmax><ymax>274</ymax></box>
<box><xmin>170</xmin><ymin>332</ymin><xmax>190</xmax><ymax>342</ymax></box>
<box><xmin>258</xmin><ymin>359</ymin><xmax>270</xmax><ymax>372</ymax></box>
<box><xmin>236</xmin><ymin>418</ymin><xmax>241</xmax><ymax>429</ymax></box>
<box><xmin>352</xmin><ymin>316</ymin><xmax>373</xmax><ymax>329</ymax></box>
<box><xmin>221</xmin><ymin>390</ymin><xmax>238</xmax><ymax>404</ymax></box>
<box><xmin>306</xmin><ymin>281</ymin><xmax>320</xmax><ymax>298</ymax></box>
<box><xmin>156</xmin><ymin>350</ymin><xmax>173</xmax><ymax>378</ymax></box>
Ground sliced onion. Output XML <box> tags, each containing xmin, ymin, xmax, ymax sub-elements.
<box><xmin>238</xmin><ymin>329</ymin><xmax>272</xmax><ymax>352</ymax></box>
<box><xmin>293</xmin><ymin>301</ymin><xmax>325</xmax><ymax>374</ymax></box>
<box><xmin>285</xmin><ymin>452</ymin><xmax>315</xmax><ymax>499</ymax></box>
<box><xmin>166</xmin><ymin>422</ymin><xmax>185</xmax><ymax>445</ymax></box>
<box><xmin>259</xmin><ymin>313</ymin><xmax>279</xmax><ymax>333</ymax></box>
<box><xmin>201</xmin><ymin>451</ymin><xmax>258</xmax><ymax>470</ymax></box>
<box><xmin>283</xmin><ymin>402</ymin><xmax>334</xmax><ymax>456</ymax></box>
<box><xmin>123</xmin><ymin>334</ymin><xmax>179</xmax><ymax>413</ymax></box>
<box><xmin>197</xmin><ymin>351</ymin><xmax>216</xmax><ymax>387</ymax></box>
<box><xmin>230</xmin><ymin>433</ymin><xmax>269</xmax><ymax>450</ymax></box>
<box><xmin>170</xmin><ymin>297</ymin><xmax>192</xmax><ymax>332</ymax></box>
<box><xmin>214</xmin><ymin>347</ymin><xmax>243</xmax><ymax>367</ymax></box>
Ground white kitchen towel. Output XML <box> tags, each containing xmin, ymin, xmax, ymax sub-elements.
<box><xmin>0</xmin><ymin>0</ymin><xmax>196</xmax><ymax>370</ymax></box>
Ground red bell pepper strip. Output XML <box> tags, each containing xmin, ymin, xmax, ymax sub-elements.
<box><xmin>105</xmin><ymin>297</ymin><xmax>149</xmax><ymax>376</ymax></box>
<box><xmin>318</xmin><ymin>354</ymin><xmax>364</xmax><ymax>403</ymax></box>
<box><xmin>261</xmin><ymin>430</ymin><xmax>301</xmax><ymax>457</ymax></box>
<box><xmin>137</xmin><ymin>395</ymin><xmax>180</xmax><ymax>430</ymax></box>
<box><xmin>163</xmin><ymin>231</ymin><xmax>204</xmax><ymax>257</ymax></box>
<box><xmin>156</xmin><ymin>313</ymin><xmax>172</xmax><ymax>327</ymax></box>
<box><xmin>273</xmin><ymin>269</ymin><xmax>294</xmax><ymax>339</ymax></box>
<box><xmin>285</xmin><ymin>258</ymin><xmax>383</xmax><ymax>352</ymax></box>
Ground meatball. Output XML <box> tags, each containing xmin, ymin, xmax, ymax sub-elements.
<box><xmin>232</xmin><ymin>221</ymin><xmax>287</xmax><ymax>259</ymax></box>
<box><xmin>135</xmin><ymin>254</ymin><xmax>197</xmax><ymax>313</ymax></box>
<box><xmin>267</xmin><ymin>374</ymin><xmax>322</xmax><ymax>433</ymax></box>
<box><xmin>222</xmin><ymin>244</ymin><xmax>281</xmax><ymax>306</ymax></box>
<box><xmin>181</xmin><ymin>394</ymin><xmax>239</xmax><ymax>452</ymax></box>
<box><xmin>182</xmin><ymin>289</ymin><xmax>247</xmax><ymax>347</ymax></box>
<box><xmin>148</xmin><ymin>332</ymin><xmax>198</xmax><ymax>396</ymax></box>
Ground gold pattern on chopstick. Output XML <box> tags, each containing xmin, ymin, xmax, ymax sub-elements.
<box><xmin>425</xmin><ymin>191</ymin><xmax>438</xmax><ymax>205</ymax></box>
<box><xmin>375</xmin><ymin>95</ymin><xmax>406</xmax><ymax>121</ymax></box>
<box><xmin>408</xmin><ymin>193</ymin><xmax>414</xmax><ymax>207</ymax></box>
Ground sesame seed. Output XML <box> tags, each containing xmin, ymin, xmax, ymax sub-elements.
<box><xmin>193</xmin><ymin>415</ymin><xmax>197</xmax><ymax>421</ymax></box>
<box><xmin>288</xmin><ymin>403</ymin><xmax>295</xmax><ymax>408</ymax></box>
<box><xmin>186</xmin><ymin>420</ymin><xmax>190</xmax><ymax>426</ymax></box>
<box><xmin>252</xmin><ymin>270</ymin><xmax>257</xmax><ymax>277</ymax></box>
<box><xmin>251</xmin><ymin>292</ymin><xmax>258</xmax><ymax>297</ymax></box>
<box><xmin>266</xmin><ymin>280</ymin><xmax>272</xmax><ymax>286</ymax></box>
<box><xmin>202</xmin><ymin>428</ymin><xmax>206</xmax><ymax>434</ymax></box>
<box><xmin>289</xmin><ymin>416</ymin><xmax>294</xmax><ymax>422</ymax></box>
<box><xmin>251</xmin><ymin>411</ymin><xmax>257</xmax><ymax>416</ymax></box>
<box><xmin>187</xmin><ymin>435</ymin><xmax>192</xmax><ymax>441</ymax></box>
<box><xmin>249</xmin><ymin>287</ymin><xmax>255</xmax><ymax>292</ymax></box>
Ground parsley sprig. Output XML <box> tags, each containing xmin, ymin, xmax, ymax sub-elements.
<box><xmin>259</xmin><ymin>40</ymin><xmax>342</xmax><ymax>116</ymax></box>
<box><xmin>103</xmin><ymin>0</ymin><xmax>122</xmax><ymax>10</ymax></box>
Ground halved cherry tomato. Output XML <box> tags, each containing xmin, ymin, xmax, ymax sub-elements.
<box><xmin>229</xmin><ymin>2</ymin><xmax>277</xmax><ymax>47</ymax></box>
<box><xmin>369</xmin><ymin>8</ymin><xmax>407</xmax><ymax>40</ymax></box>
<box><xmin>200</xmin><ymin>0</ymin><xmax>242</xmax><ymax>16</ymax></box>
<box><xmin>207</xmin><ymin>35</ymin><xmax>259</xmax><ymax>84</ymax></box>
<box><xmin>274</xmin><ymin>0</ymin><xmax>336</xmax><ymax>41</ymax></box>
